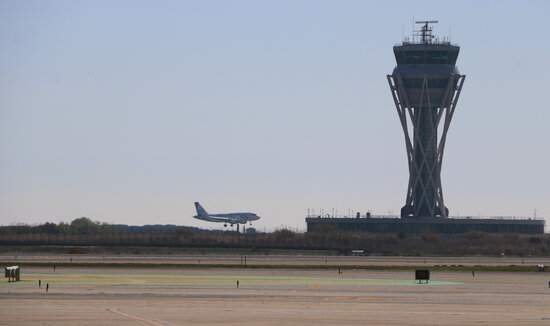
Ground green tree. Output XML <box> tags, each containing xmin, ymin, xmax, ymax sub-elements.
<box><xmin>37</xmin><ymin>222</ymin><xmax>59</xmax><ymax>234</ymax></box>
<box><xmin>70</xmin><ymin>217</ymin><xmax>102</xmax><ymax>234</ymax></box>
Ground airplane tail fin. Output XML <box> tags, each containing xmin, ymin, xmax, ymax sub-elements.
<box><xmin>194</xmin><ymin>202</ymin><xmax>208</xmax><ymax>217</ymax></box>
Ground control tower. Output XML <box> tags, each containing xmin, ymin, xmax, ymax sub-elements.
<box><xmin>306</xmin><ymin>21</ymin><xmax>543</xmax><ymax>234</ymax></box>
<box><xmin>387</xmin><ymin>21</ymin><xmax>465</xmax><ymax>218</ymax></box>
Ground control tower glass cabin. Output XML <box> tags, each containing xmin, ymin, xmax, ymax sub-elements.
<box><xmin>387</xmin><ymin>21</ymin><xmax>465</xmax><ymax>218</ymax></box>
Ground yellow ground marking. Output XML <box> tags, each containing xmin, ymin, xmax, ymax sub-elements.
<box><xmin>279</xmin><ymin>296</ymin><xmax>416</xmax><ymax>301</ymax></box>
<box><xmin>107</xmin><ymin>307</ymin><xmax>167</xmax><ymax>326</ymax></box>
<box><xmin>308</xmin><ymin>285</ymin><xmax>325</xmax><ymax>289</ymax></box>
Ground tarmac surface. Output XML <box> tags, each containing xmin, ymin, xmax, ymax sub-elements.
<box><xmin>2</xmin><ymin>253</ymin><xmax>550</xmax><ymax>266</ymax></box>
<box><xmin>1</xmin><ymin>255</ymin><xmax>550</xmax><ymax>325</ymax></box>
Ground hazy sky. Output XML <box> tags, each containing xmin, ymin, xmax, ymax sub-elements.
<box><xmin>1</xmin><ymin>0</ymin><xmax>549</xmax><ymax>231</ymax></box>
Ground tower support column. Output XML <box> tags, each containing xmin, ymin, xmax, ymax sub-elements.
<box><xmin>387</xmin><ymin>74</ymin><xmax>465</xmax><ymax>218</ymax></box>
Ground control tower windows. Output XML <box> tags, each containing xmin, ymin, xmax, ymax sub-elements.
<box><xmin>426</xmin><ymin>51</ymin><xmax>448</xmax><ymax>64</ymax></box>
<box><xmin>404</xmin><ymin>51</ymin><xmax>425</xmax><ymax>64</ymax></box>
<box><xmin>394</xmin><ymin>48</ymin><xmax>460</xmax><ymax>65</ymax></box>
<box><xmin>448</xmin><ymin>51</ymin><xmax>458</xmax><ymax>65</ymax></box>
<box><xmin>394</xmin><ymin>50</ymin><xmax>405</xmax><ymax>65</ymax></box>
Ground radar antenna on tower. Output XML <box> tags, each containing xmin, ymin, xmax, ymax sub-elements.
<box><xmin>414</xmin><ymin>20</ymin><xmax>438</xmax><ymax>44</ymax></box>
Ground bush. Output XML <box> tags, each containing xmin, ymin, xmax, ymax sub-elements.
<box><xmin>503</xmin><ymin>233</ymin><xmax>519</xmax><ymax>242</ymax></box>
<box><xmin>68</xmin><ymin>248</ymin><xmax>81</xmax><ymax>254</ymax></box>
<box><xmin>462</xmin><ymin>231</ymin><xmax>486</xmax><ymax>240</ymax></box>
<box><xmin>274</xmin><ymin>229</ymin><xmax>295</xmax><ymax>241</ymax></box>
<box><xmin>173</xmin><ymin>228</ymin><xmax>194</xmax><ymax>237</ymax></box>
<box><xmin>374</xmin><ymin>233</ymin><xmax>399</xmax><ymax>244</ymax></box>
<box><xmin>421</xmin><ymin>230</ymin><xmax>440</xmax><ymax>243</ymax></box>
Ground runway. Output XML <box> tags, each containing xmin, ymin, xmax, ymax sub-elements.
<box><xmin>1</xmin><ymin>264</ymin><xmax>550</xmax><ymax>325</ymax></box>
<box><xmin>3</xmin><ymin>253</ymin><xmax>549</xmax><ymax>266</ymax></box>
<box><xmin>3</xmin><ymin>272</ymin><xmax>461</xmax><ymax>286</ymax></box>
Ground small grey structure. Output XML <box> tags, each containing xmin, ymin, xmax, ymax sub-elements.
<box><xmin>4</xmin><ymin>266</ymin><xmax>20</xmax><ymax>282</ymax></box>
<box><xmin>387</xmin><ymin>21</ymin><xmax>465</xmax><ymax>218</ymax></box>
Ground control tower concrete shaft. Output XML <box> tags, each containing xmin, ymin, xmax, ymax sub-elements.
<box><xmin>387</xmin><ymin>21</ymin><xmax>465</xmax><ymax>218</ymax></box>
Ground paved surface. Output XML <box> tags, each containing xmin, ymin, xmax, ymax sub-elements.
<box><xmin>1</xmin><ymin>263</ymin><xmax>550</xmax><ymax>325</ymax></box>
<box><xmin>2</xmin><ymin>253</ymin><xmax>550</xmax><ymax>266</ymax></box>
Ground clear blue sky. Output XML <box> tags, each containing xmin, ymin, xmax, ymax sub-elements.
<box><xmin>1</xmin><ymin>0</ymin><xmax>549</xmax><ymax>230</ymax></box>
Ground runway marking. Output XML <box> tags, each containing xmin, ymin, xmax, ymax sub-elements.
<box><xmin>107</xmin><ymin>307</ymin><xmax>168</xmax><ymax>326</ymax></box>
<box><xmin>25</xmin><ymin>273</ymin><xmax>454</xmax><ymax>282</ymax></box>
<box><xmin>12</xmin><ymin>274</ymin><xmax>462</xmax><ymax>286</ymax></box>
<box><xmin>281</xmin><ymin>296</ymin><xmax>417</xmax><ymax>301</ymax></box>
<box><xmin>308</xmin><ymin>285</ymin><xmax>325</xmax><ymax>289</ymax></box>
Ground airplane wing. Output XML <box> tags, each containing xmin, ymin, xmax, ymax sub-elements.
<box><xmin>195</xmin><ymin>215</ymin><xmax>239</xmax><ymax>224</ymax></box>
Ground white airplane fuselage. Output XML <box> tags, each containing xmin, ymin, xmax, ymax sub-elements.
<box><xmin>193</xmin><ymin>202</ymin><xmax>260</xmax><ymax>226</ymax></box>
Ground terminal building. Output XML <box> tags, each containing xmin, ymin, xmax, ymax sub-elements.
<box><xmin>306</xmin><ymin>215</ymin><xmax>544</xmax><ymax>235</ymax></box>
<box><xmin>306</xmin><ymin>21</ymin><xmax>544</xmax><ymax>235</ymax></box>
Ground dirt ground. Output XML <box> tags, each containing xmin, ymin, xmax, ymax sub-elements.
<box><xmin>1</xmin><ymin>256</ymin><xmax>550</xmax><ymax>325</ymax></box>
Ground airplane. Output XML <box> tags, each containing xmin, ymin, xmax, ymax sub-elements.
<box><xmin>193</xmin><ymin>202</ymin><xmax>260</xmax><ymax>228</ymax></box>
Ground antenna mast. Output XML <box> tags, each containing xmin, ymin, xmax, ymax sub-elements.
<box><xmin>414</xmin><ymin>20</ymin><xmax>438</xmax><ymax>44</ymax></box>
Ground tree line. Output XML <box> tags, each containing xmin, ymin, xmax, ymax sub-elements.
<box><xmin>0</xmin><ymin>218</ymin><xmax>549</xmax><ymax>256</ymax></box>
<box><xmin>0</xmin><ymin>217</ymin><xmax>203</xmax><ymax>235</ymax></box>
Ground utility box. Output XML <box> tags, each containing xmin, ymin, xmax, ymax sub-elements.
<box><xmin>415</xmin><ymin>270</ymin><xmax>430</xmax><ymax>284</ymax></box>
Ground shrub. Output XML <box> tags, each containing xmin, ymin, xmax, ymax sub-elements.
<box><xmin>374</xmin><ymin>233</ymin><xmax>399</xmax><ymax>244</ymax></box>
<box><xmin>421</xmin><ymin>230</ymin><xmax>440</xmax><ymax>243</ymax></box>
<box><xmin>274</xmin><ymin>228</ymin><xmax>295</xmax><ymax>241</ymax></box>
<box><xmin>462</xmin><ymin>231</ymin><xmax>486</xmax><ymax>240</ymax></box>
<box><xmin>503</xmin><ymin>233</ymin><xmax>519</xmax><ymax>241</ymax></box>
<box><xmin>68</xmin><ymin>248</ymin><xmax>81</xmax><ymax>254</ymax></box>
